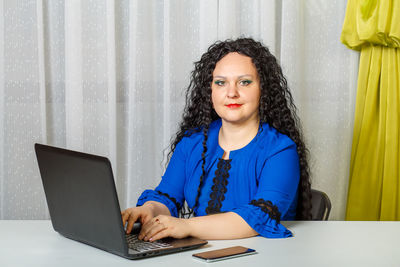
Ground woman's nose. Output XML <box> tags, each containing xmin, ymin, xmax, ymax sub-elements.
<box><xmin>226</xmin><ymin>83</ymin><xmax>239</xmax><ymax>98</ymax></box>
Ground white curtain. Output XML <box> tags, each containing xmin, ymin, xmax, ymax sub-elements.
<box><xmin>0</xmin><ymin>0</ymin><xmax>358</xmax><ymax>220</ymax></box>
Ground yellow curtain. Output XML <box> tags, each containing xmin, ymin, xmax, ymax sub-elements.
<box><xmin>341</xmin><ymin>0</ymin><xmax>400</xmax><ymax>220</ymax></box>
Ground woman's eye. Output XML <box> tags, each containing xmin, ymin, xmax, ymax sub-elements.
<box><xmin>214</xmin><ymin>80</ymin><xmax>225</xmax><ymax>86</ymax></box>
<box><xmin>239</xmin><ymin>80</ymin><xmax>252</xmax><ymax>86</ymax></box>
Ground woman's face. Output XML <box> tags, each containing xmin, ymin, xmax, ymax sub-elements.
<box><xmin>211</xmin><ymin>52</ymin><xmax>261</xmax><ymax>126</ymax></box>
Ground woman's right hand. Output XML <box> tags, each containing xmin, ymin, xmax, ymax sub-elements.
<box><xmin>121</xmin><ymin>205</ymin><xmax>155</xmax><ymax>234</ymax></box>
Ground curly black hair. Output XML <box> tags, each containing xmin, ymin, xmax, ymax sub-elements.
<box><xmin>168</xmin><ymin>38</ymin><xmax>312</xmax><ymax>220</ymax></box>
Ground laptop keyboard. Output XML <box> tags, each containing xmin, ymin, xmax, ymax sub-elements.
<box><xmin>125</xmin><ymin>234</ymin><xmax>173</xmax><ymax>253</ymax></box>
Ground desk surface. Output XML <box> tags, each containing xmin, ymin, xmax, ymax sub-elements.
<box><xmin>0</xmin><ymin>220</ymin><xmax>399</xmax><ymax>267</ymax></box>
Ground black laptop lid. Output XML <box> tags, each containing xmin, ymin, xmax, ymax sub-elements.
<box><xmin>35</xmin><ymin>143</ymin><xmax>127</xmax><ymax>255</ymax></box>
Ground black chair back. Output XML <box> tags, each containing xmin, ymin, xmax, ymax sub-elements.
<box><xmin>310</xmin><ymin>189</ymin><xmax>331</xmax><ymax>220</ymax></box>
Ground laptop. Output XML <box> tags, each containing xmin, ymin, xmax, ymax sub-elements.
<box><xmin>34</xmin><ymin>143</ymin><xmax>207</xmax><ymax>260</ymax></box>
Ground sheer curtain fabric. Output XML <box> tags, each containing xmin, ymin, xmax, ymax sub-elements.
<box><xmin>0</xmin><ymin>0</ymin><xmax>357</xmax><ymax>220</ymax></box>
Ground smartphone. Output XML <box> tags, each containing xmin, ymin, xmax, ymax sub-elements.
<box><xmin>192</xmin><ymin>246</ymin><xmax>257</xmax><ymax>262</ymax></box>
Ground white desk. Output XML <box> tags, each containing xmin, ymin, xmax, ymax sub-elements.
<box><xmin>0</xmin><ymin>220</ymin><xmax>399</xmax><ymax>267</ymax></box>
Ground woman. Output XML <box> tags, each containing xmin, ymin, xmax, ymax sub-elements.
<box><xmin>122</xmin><ymin>38</ymin><xmax>312</xmax><ymax>241</ymax></box>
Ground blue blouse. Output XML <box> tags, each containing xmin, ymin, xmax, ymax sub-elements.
<box><xmin>137</xmin><ymin>119</ymin><xmax>300</xmax><ymax>238</ymax></box>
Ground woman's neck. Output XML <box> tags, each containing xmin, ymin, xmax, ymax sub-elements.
<box><xmin>218</xmin><ymin>118</ymin><xmax>260</xmax><ymax>158</ymax></box>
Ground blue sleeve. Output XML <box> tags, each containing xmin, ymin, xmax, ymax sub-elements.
<box><xmin>136</xmin><ymin>138</ymin><xmax>188</xmax><ymax>217</ymax></box>
<box><xmin>231</xmin><ymin>145</ymin><xmax>300</xmax><ymax>238</ymax></box>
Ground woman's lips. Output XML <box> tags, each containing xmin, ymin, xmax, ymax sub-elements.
<box><xmin>226</xmin><ymin>104</ymin><xmax>243</xmax><ymax>108</ymax></box>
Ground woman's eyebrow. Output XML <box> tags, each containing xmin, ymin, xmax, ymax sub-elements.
<box><xmin>238</xmin><ymin>74</ymin><xmax>253</xmax><ymax>79</ymax></box>
<box><xmin>213</xmin><ymin>74</ymin><xmax>254</xmax><ymax>79</ymax></box>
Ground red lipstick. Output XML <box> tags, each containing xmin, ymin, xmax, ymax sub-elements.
<box><xmin>226</xmin><ymin>104</ymin><xmax>242</xmax><ymax>108</ymax></box>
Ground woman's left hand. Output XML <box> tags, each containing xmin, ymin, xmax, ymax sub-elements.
<box><xmin>138</xmin><ymin>215</ymin><xmax>191</xmax><ymax>242</ymax></box>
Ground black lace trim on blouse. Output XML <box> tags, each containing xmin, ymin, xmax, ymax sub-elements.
<box><xmin>156</xmin><ymin>190</ymin><xmax>182</xmax><ymax>212</ymax></box>
<box><xmin>205</xmin><ymin>158</ymin><xmax>232</xmax><ymax>214</ymax></box>
<box><xmin>250</xmin><ymin>199</ymin><xmax>281</xmax><ymax>223</ymax></box>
